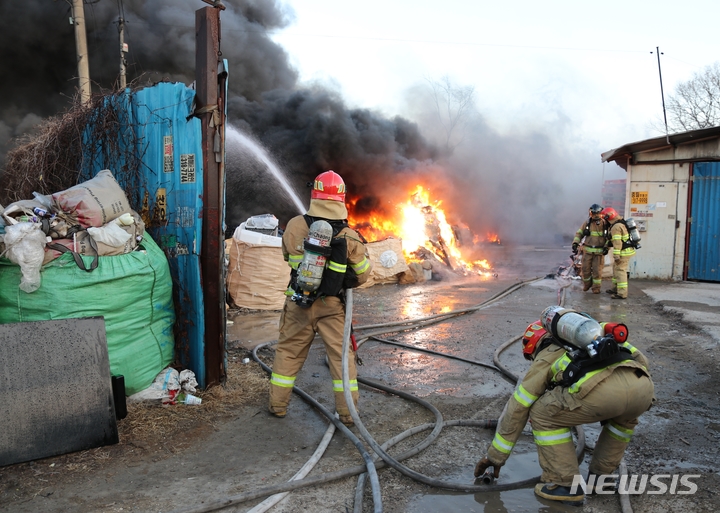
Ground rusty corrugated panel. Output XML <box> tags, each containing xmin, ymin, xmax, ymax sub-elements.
<box><xmin>81</xmin><ymin>82</ymin><xmax>207</xmax><ymax>387</ymax></box>
<box><xmin>131</xmin><ymin>83</ymin><xmax>207</xmax><ymax>386</ymax></box>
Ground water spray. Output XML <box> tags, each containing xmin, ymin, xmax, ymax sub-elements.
<box><xmin>226</xmin><ymin>126</ymin><xmax>307</xmax><ymax>214</ymax></box>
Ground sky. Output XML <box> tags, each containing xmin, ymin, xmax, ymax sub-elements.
<box><xmin>270</xmin><ymin>0</ymin><xmax>720</xmax><ymax>179</ymax></box>
<box><xmin>3</xmin><ymin>0</ymin><xmax>720</xmax><ymax>244</ymax></box>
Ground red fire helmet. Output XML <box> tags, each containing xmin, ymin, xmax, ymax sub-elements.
<box><xmin>311</xmin><ymin>170</ymin><xmax>346</xmax><ymax>202</ymax></box>
<box><xmin>601</xmin><ymin>207</ymin><xmax>619</xmax><ymax>221</ymax></box>
<box><xmin>601</xmin><ymin>322</ymin><xmax>629</xmax><ymax>343</ymax></box>
<box><xmin>522</xmin><ymin>320</ymin><xmax>548</xmax><ymax>360</ymax></box>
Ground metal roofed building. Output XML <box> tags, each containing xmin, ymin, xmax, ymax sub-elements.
<box><xmin>601</xmin><ymin>126</ymin><xmax>720</xmax><ymax>282</ymax></box>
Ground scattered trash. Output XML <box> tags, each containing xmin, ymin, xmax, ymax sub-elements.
<box><xmin>242</xmin><ymin>358</ymin><xmax>250</xmax><ymax>364</ymax></box>
<box><xmin>176</xmin><ymin>392</ymin><xmax>202</xmax><ymax>405</ymax></box>
<box><xmin>127</xmin><ymin>367</ymin><xmax>200</xmax><ymax>405</ymax></box>
<box><xmin>179</xmin><ymin>369</ymin><xmax>198</xmax><ymax>393</ymax></box>
<box><xmin>3</xmin><ymin>222</ymin><xmax>47</xmax><ymax>293</ymax></box>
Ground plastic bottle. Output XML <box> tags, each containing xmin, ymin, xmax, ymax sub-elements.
<box><xmin>540</xmin><ymin>306</ymin><xmax>603</xmax><ymax>357</ymax></box>
<box><xmin>176</xmin><ymin>392</ymin><xmax>202</xmax><ymax>405</ymax></box>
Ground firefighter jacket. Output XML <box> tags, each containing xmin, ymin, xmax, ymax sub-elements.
<box><xmin>573</xmin><ymin>217</ymin><xmax>607</xmax><ymax>254</ymax></box>
<box><xmin>282</xmin><ymin>208</ymin><xmax>371</xmax><ymax>293</ymax></box>
<box><xmin>608</xmin><ymin>217</ymin><xmax>636</xmax><ymax>258</ymax></box>
<box><xmin>487</xmin><ymin>340</ymin><xmax>651</xmax><ymax>466</ymax></box>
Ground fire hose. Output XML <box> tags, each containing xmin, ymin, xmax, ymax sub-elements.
<box><xmin>341</xmin><ymin>286</ymin><xmax>586</xmax><ymax>508</ymax></box>
<box><xmin>172</xmin><ymin>277</ymin><xmax>593</xmax><ymax>513</ymax></box>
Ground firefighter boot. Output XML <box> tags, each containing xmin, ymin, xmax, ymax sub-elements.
<box><xmin>268</xmin><ymin>405</ymin><xmax>287</xmax><ymax>418</ymax></box>
<box><xmin>339</xmin><ymin>414</ymin><xmax>354</xmax><ymax>427</ymax></box>
<box><xmin>606</xmin><ymin>288</ymin><xmax>617</xmax><ymax>295</ymax></box>
<box><xmin>534</xmin><ymin>483</ymin><xmax>585</xmax><ymax>503</ymax></box>
<box><xmin>582</xmin><ymin>280</ymin><xmax>592</xmax><ymax>292</ymax></box>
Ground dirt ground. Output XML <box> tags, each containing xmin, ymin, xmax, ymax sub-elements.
<box><xmin>1</xmin><ymin>244</ymin><xmax>719</xmax><ymax>513</ymax></box>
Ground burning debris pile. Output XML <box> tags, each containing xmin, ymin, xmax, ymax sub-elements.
<box><xmin>348</xmin><ymin>185</ymin><xmax>497</xmax><ymax>281</ymax></box>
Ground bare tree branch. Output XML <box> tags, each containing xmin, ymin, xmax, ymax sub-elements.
<box><xmin>424</xmin><ymin>75</ymin><xmax>475</xmax><ymax>154</ymax></box>
<box><xmin>666</xmin><ymin>62</ymin><xmax>720</xmax><ymax>133</ymax></box>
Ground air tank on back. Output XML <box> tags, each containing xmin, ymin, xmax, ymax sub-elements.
<box><xmin>625</xmin><ymin>218</ymin><xmax>642</xmax><ymax>249</ymax></box>
<box><xmin>540</xmin><ymin>306</ymin><xmax>603</xmax><ymax>357</ymax></box>
<box><xmin>296</xmin><ymin>220</ymin><xmax>333</xmax><ymax>294</ymax></box>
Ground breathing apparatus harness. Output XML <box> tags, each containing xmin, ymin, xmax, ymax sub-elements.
<box><xmin>289</xmin><ymin>215</ymin><xmax>358</xmax><ymax>308</ymax></box>
<box><xmin>582</xmin><ymin>216</ymin><xmax>603</xmax><ymax>237</ymax></box>
<box><xmin>613</xmin><ymin>218</ymin><xmax>642</xmax><ymax>250</ymax></box>
<box><xmin>540</xmin><ymin>307</ymin><xmax>633</xmax><ymax>390</ymax></box>
<box><xmin>548</xmin><ymin>334</ymin><xmax>633</xmax><ymax>389</ymax></box>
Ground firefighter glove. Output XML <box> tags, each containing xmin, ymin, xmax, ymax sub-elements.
<box><xmin>603</xmin><ymin>246</ymin><xmax>609</xmax><ymax>255</ymax></box>
<box><xmin>474</xmin><ymin>457</ymin><xmax>502</xmax><ymax>479</ymax></box>
<box><xmin>571</xmin><ymin>243</ymin><xmax>579</xmax><ymax>254</ymax></box>
<box><xmin>614</xmin><ymin>257</ymin><xmax>621</xmax><ymax>264</ymax></box>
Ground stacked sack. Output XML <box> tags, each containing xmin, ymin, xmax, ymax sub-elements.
<box><xmin>1</xmin><ymin>170</ymin><xmax>145</xmax><ymax>289</ymax></box>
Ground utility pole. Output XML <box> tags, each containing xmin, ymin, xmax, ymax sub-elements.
<box><xmin>652</xmin><ymin>46</ymin><xmax>670</xmax><ymax>144</ymax></box>
<box><xmin>118</xmin><ymin>16</ymin><xmax>127</xmax><ymax>89</ymax></box>
<box><xmin>71</xmin><ymin>0</ymin><xmax>91</xmax><ymax>105</ymax></box>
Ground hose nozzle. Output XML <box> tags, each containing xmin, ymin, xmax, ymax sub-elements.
<box><xmin>479</xmin><ymin>469</ymin><xmax>495</xmax><ymax>485</ymax></box>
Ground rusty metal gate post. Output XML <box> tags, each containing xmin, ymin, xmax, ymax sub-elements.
<box><xmin>196</xmin><ymin>6</ymin><xmax>227</xmax><ymax>388</ymax></box>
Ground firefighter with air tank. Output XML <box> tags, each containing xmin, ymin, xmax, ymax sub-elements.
<box><xmin>572</xmin><ymin>204</ymin><xmax>608</xmax><ymax>294</ymax></box>
<box><xmin>474</xmin><ymin>306</ymin><xmax>655</xmax><ymax>503</ymax></box>
<box><xmin>602</xmin><ymin>207</ymin><xmax>640</xmax><ymax>300</ymax></box>
<box><xmin>268</xmin><ymin>171</ymin><xmax>372</xmax><ymax>426</ymax></box>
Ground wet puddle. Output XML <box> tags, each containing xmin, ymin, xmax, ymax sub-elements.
<box><xmin>361</xmin><ymin>342</ymin><xmax>512</xmax><ymax>398</ymax></box>
<box><xmin>409</xmin><ymin>441</ymin><xmax>590</xmax><ymax>513</ymax></box>
<box><xmin>226</xmin><ymin>310</ymin><xmax>280</xmax><ymax>349</ymax></box>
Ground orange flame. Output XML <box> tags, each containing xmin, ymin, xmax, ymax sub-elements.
<box><xmin>348</xmin><ymin>184</ymin><xmax>495</xmax><ymax>276</ymax></box>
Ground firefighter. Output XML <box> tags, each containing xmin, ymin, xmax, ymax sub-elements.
<box><xmin>474</xmin><ymin>309</ymin><xmax>655</xmax><ymax>503</ymax></box>
<box><xmin>268</xmin><ymin>170</ymin><xmax>372</xmax><ymax>426</ymax></box>
<box><xmin>572</xmin><ymin>204</ymin><xmax>607</xmax><ymax>293</ymax></box>
<box><xmin>602</xmin><ymin>207</ymin><xmax>636</xmax><ymax>299</ymax></box>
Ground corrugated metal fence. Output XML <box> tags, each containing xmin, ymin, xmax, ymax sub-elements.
<box><xmin>83</xmin><ymin>82</ymin><xmax>208</xmax><ymax>386</ymax></box>
<box><xmin>688</xmin><ymin>162</ymin><xmax>720</xmax><ymax>282</ymax></box>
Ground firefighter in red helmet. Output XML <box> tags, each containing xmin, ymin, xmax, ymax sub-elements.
<box><xmin>572</xmin><ymin>204</ymin><xmax>607</xmax><ymax>294</ymax></box>
<box><xmin>474</xmin><ymin>309</ymin><xmax>655</xmax><ymax>503</ymax></box>
<box><xmin>268</xmin><ymin>170</ymin><xmax>372</xmax><ymax>426</ymax></box>
<box><xmin>601</xmin><ymin>207</ymin><xmax>636</xmax><ymax>299</ymax></box>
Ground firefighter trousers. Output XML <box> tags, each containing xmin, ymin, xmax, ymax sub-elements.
<box><xmin>581</xmin><ymin>251</ymin><xmax>604</xmax><ymax>292</ymax></box>
<box><xmin>611</xmin><ymin>256</ymin><xmax>631</xmax><ymax>298</ymax></box>
<box><xmin>269</xmin><ymin>296</ymin><xmax>359</xmax><ymax>416</ymax></box>
<box><xmin>528</xmin><ymin>367</ymin><xmax>654</xmax><ymax>486</ymax></box>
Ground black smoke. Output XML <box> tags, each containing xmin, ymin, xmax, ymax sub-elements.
<box><xmin>226</xmin><ymin>86</ymin><xmax>439</xmax><ymax>230</ymax></box>
<box><xmin>0</xmin><ymin>0</ymin><xmax>296</xmax><ymax>169</ymax></box>
<box><xmin>1</xmin><ymin>0</ymin><xmax>597</xmax><ymax>246</ymax></box>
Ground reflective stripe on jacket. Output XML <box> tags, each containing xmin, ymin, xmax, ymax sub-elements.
<box><xmin>573</xmin><ymin>218</ymin><xmax>607</xmax><ymax>254</ymax></box>
<box><xmin>609</xmin><ymin>219</ymin><xmax>636</xmax><ymax>257</ymax></box>
<box><xmin>282</xmin><ymin>215</ymin><xmax>372</xmax><ymax>288</ymax></box>
<box><xmin>487</xmin><ymin>342</ymin><xmax>651</xmax><ymax>466</ymax></box>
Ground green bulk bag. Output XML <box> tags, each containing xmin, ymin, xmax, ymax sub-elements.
<box><xmin>0</xmin><ymin>233</ymin><xmax>175</xmax><ymax>395</ymax></box>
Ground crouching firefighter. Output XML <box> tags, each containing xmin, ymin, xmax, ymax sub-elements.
<box><xmin>268</xmin><ymin>170</ymin><xmax>372</xmax><ymax>426</ymax></box>
<box><xmin>474</xmin><ymin>306</ymin><xmax>655</xmax><ymax>503</ymax></box>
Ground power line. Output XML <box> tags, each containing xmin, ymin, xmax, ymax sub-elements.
<box><xmin>266</xmin><ymin>30</ymin><xmax>649</xmax><ymax>55</ymax></box>
<box><xmin>135</xmin><ymin>22</ymin><xmax>649</xmax><ymax>55</ymax></box>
